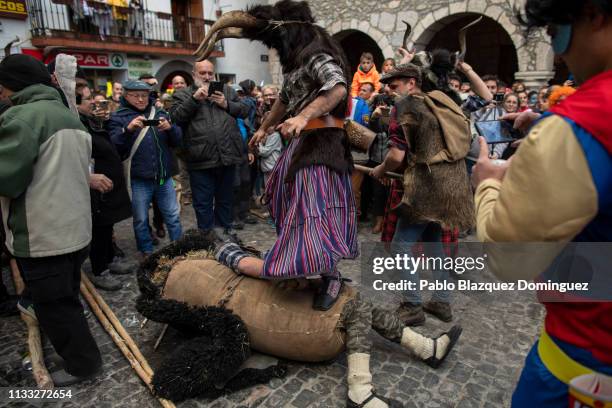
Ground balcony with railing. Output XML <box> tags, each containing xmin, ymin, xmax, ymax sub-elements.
<box><xmin>26</xmin><ymin>0</ymin><xmax>223</xmax><ymax>56</ymax></box>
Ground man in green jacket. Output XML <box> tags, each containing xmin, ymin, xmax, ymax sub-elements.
<box><xmin>0</xmin><ymin>54</ymin><xmax>101</xmax><ymax>386</ymax></box>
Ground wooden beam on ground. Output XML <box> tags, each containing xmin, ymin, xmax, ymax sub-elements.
<box><xmin>13</xmin><ymin>259</ymin><xmax>51</xmax><ymax>388</ymax></box>
<box><xmin>79</xmin><ymin>273</ymin><xmax>175</xmax><ymax>408</ymax></box>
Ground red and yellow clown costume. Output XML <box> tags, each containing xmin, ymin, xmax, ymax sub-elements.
<box><xmin>475</xmin><ymin>70</ymin><xmax>612</xmax><ymax>407</ymax></box>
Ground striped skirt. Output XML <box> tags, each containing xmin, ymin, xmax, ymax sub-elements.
<box><xmin>261</xmin><ymin>138</ymin><xmax>359</xmax><ymax>279</ymax></box>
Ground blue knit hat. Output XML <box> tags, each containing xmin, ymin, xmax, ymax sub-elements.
<box><xmin>122</xmin><ymin>80</ymin><xmax>151</xmax><ymax>91</ymax></box>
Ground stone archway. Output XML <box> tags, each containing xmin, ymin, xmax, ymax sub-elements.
<box><xmin>155</xmin><ymin>60</ymin><xmax>194</xmax><ymax>91</ymax></box>
<box><xmin>271</xmin><ymin>1</ymin><xmax>555</xmax><ymax>88</ymax></box>
<box><xmin>417</xmin><ymin>13</ymin><xmax>518</xmax><ymax>85</ymax></box>
<box><xmin>403</xmin><ymin>1</ymin><xmax>554</xmax><ymax>87</ymax></box>
<box><xmin>160</xmin><ymin>70</ymin><xmax>194</xmax><ymax>92</ymax></box>
<box><xmin>326</xmin><ymin>20</ymin><xmax>395</xmax><ymax>59</ymax></box>
<box><xmin>333</xmin><ymin>30</ymin><xmax>385</xmax><ymax>72</ymax></box>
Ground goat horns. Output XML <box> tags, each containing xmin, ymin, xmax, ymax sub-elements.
<box><xmin>457</xmin><ymin>16</ymin><xmax>483</xmax><ymax>61</ymax></box>
<box><xmin>194</xmin><ymin>11</ymin><xmax>258</xmax><ymax>61</ymax></box>
<box><xmin>401</xmin><ymin>21</ymin><xmax>412</xmax><ymax>50</ymax></box>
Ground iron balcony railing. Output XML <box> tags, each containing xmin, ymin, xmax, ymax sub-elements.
<box><xmin>26</xmin><ymin>0</ymin><xmax>221</xmax><ymax>50</ymax></box>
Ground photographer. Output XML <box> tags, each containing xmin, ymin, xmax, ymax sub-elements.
<box><xmin>77</xmin><ymin>85</ymin><xmax>131</xmax><ymax>290</ymax></box>
<box><xmin>108</xmin><ymin>80</ymin><xmax>183</xmax><ymax>259</ymax></box>
<box><xmin>488</xmin><ymin>93</ymin><xmax>521</xmax><ymax>159</ymax></box>
<box><xmin>169</xmin><ymin>59</ymin><xmax>249</xmax><ymax>242</ymax></box>
<box><xmin>139</xmin><ymin>73</ymin><xmax>177</xmax><ymax>241</ymax></box>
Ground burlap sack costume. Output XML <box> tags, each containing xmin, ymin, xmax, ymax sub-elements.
<box><xmin>161</xmin><ymin>258</ymin><xmax>356</xmax><ymax>362</ymax></box>
<box><xmin>136</xmin><ymin>231</ymin><xmax>462</xmax><ymax>404</ymax></box>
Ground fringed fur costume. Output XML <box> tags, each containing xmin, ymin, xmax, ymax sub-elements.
<box><xmin>394</xmin><ymin>92</ymin><xmax>475</xmax><ymax>230</ymax></box>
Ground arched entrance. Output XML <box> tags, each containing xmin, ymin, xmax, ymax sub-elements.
<box><xmin>416</xmin><ymin>13</ymin><xmax>518</xmax><ymax>86</ymax></box>
<box><xmin>156</xmin><ymin>60</ymin><xmax>194</xmax><ymax>92</ymax></box>
<box><xmin>333</xmin><ymin>30</ymin><xmax>384</xmax><ymax>73</ymax></box>
<box><xmin>161</xmin><ymin>70</ymin><xmax>194</xmax><ymax>92</ymax></box>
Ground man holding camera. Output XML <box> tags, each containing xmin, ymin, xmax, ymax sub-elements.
<box><xmin>108</xmin><ymin>80</ymin><xmax>183</xmax><ymax>258</ymax></box>
<box><xmin>170</xmin><ymin>59</ymin><xmax>249</xmax><ymax>242</ymax></box>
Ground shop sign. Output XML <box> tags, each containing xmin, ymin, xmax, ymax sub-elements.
<box><xmin>110</xmin><ymin>53</ymin><xmax>125</xmax><ymax>68</ymax></box>
<box><xmin>0</xmin><ymin>0</ymin><xmax>27</xmax><ymax>20</ymax></box>
<box><xmin>41</xmin><ymin>51</ymin><xmax>126</xmax><ymax>69</ymax></box>
<box><xmin>128</xmin><ymin>59</ymin><xmax>154</xmax><ymax>79</ymax></box>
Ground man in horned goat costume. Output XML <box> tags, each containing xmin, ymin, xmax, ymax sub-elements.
<box><xmin>139</xmin><ymin>2</ymin><xmax>462</xmax><ymax>407</ymax></box>
<box><xmin>199</xmin><ymin>0</ymin><xmax>358</xmax><ymax>312</ymax></box>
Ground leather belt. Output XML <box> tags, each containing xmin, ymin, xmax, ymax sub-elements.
<box><xmin>303</xmin><ymin>115</ymin><xmax>345</xmax><ymax>131</ymax></box>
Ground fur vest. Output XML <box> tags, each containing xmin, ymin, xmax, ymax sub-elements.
<box><xmin>284</xmin><ymin>126</ymin><xmax>353</xmax><ymax>182</ymax></box>
<box><xmin>394</xmin><ymin>93</ymin><xmax>474</xmax><ymax>230</ymax></box>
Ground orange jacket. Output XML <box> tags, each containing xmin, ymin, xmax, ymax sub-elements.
<box><xmin>351</xmin><ymin>65</ymin><xmax>381</xmax><ymax>97</ymax></box>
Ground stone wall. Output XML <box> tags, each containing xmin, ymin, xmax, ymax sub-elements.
<box><xmin>269</xmin><ymin>0</ymin><xmax>555</xmax><ymax>88</ymax></box>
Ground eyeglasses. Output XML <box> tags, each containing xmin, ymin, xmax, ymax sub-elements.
<box><xmin>263</xmin><ymin>93</ymin><xmax>275</xmax><ymax>98</ymax></box>
<box><xmin>126</xmin><ymin>93</ymin><xmax>149</xmax><ymax>100</ymax></box>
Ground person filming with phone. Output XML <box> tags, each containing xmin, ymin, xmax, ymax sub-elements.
<box><xmin>108</xmin><ymin>80</ymin><xmax>183</xmax><ymax>259</ymax></box>
<box><xmin>169</xmin><ymin>59</ymin><xmax>249</xmax><ymax>243</ymax></box>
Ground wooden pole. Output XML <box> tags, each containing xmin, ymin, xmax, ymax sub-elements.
<box><xmin>12</xmin><ymin>259</ymin><xmax>52</xmax><ymax>388</ymax></box>
<box><xmin>79</xmin><ymin>281</ymin><xmax>175</xmax><ymax>408</ymax></box>
<box><xmin>353</xmin><ymin>164</ymin><xmax>403</xmax><ymax>180</ymax></box>
<box><xmin>10</xmin><ymin>259</ymin><xmax>24</xmax><ymax>295</ymax></box>
<box><xmin>21</xmin><ymin>313</ymin><xmax>53</xmax><ymax>389</ymax></box>
<box><xmin>153</xmin><ymin>324</ymin><xmax>168</xmax><ymax>351</ymax></box>
<box><xmin>81</xmin><ymin>273</ymin><xmax>154</xmax><ymax>377</ymax></box>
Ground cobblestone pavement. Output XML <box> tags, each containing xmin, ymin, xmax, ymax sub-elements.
<box><xmin>0</xmin><ymin>204</ymin><xmax>544</xmax><ymax>408</ymax></box>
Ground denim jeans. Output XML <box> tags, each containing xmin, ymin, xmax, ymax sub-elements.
<box><xmin>131</xmin><ymin>178</ymin><xmax>182</xmax><ymax>253</ymax></box>
<box><xmin>392</xmin><ymin>219</ymin><xmax>451</xmax><ymax>304</ymax></box>
<box><xmin>189</xmin><ymin>166</ymin><xmax>235</xmax><ymax>230</ymax></box>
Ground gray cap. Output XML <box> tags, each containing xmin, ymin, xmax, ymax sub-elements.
<box><xmin>122</xmin><ymin>80</ymin><xmax>152</xmax><ymax>91</ymax></box>
<box><xmin>230</xmin><ymin>84</ymin><xmax>243</xmax><ymax>93</ymax></box>
<box><xmin>380</xmin><ymin>63</ymin><xmax>422</xmax><ymax>84</ymax></box>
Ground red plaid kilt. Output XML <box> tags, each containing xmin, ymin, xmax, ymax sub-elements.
<box><xmin>380</xmin><ymin>179</ymin><xmax>459</xmax><ymax>257</ymax></box>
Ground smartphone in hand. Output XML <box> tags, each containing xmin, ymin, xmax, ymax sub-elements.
<box><xmin>142</xmin><ymin>119</ymin><xmax>161</xmax><ymax>126</ymax></box>
<box><xmin>208</xmin><ymin>81</ymin><xmax>224</xmax><ymax>96</ymax></box>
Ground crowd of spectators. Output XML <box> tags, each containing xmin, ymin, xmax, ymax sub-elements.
<box><xmin>0</xmin><ymin>36</ymin><xmax>579</xmax><ymax>388</ymax></box>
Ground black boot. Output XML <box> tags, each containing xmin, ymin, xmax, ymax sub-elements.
<box><xmin>312</xmin><ymin>275</ymin><xmax>343</xmax><ymax>311</ymax></box>
<box><xmin>423</xmin><ymin>325</ymin><xmax>463</xmax><ymax>369</ymax></box>
<box><xmin>347</xmin><ymin>390</ymin><xmax>403</xmax><ymax>407</ymax></box>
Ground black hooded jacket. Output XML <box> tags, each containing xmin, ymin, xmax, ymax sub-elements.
<box><xmin>169</xmin><ymin>84</ymin><xmax>249</xmax><ymax>170</ymax></box>
<box><xmin>81</xmin><ymin>114</ymin><xmax>132</xmax><ymax>226</ymax></box>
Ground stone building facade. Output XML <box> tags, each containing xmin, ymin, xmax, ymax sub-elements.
<box><xmin>268</xmin><ymin>0</ymin><xmax>555</xmax><ymax>89</ymax></box>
